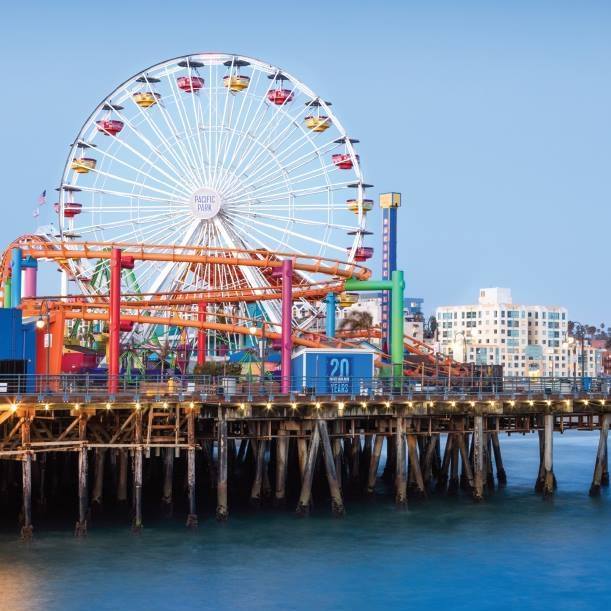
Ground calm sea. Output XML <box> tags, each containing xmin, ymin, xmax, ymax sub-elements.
<box><xmin>1</xmin><ymin>431</ymin><xmax>610</xmax><ymax>610</ymax></box>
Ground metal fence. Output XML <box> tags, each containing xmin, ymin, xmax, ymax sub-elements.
<box><xmin>1</xmin><ymin>373</ymin><xmax>609</xmax><ymax>401</ymax></box>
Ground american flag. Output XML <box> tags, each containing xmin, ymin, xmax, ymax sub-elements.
<box><xmin>37</xmin><ymin>190</ymin><xmax>47</xmax><ymax>206</ymax></box>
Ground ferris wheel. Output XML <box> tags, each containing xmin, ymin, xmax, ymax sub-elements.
<box><xmin>56</xmin><ymin>52</ymin><xmax>374</xmax><ymax>349</ymax></box>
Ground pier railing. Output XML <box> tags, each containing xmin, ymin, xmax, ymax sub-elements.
<box><xmin>0</xmin><ymin>373</ymin><xmax>608</xmax><ymax>401</ymax></box>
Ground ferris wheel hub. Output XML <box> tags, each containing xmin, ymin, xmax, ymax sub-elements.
<box><xmin>190</xmin><ymin>187</ymin><xmax>223</xmax><ymax>220</ymax></box>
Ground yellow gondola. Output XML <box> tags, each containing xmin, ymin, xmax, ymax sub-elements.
<box><xmin>338</xmin><ymin>292</ymin><xmax>359</xmax><ymax>308</ymax></box>
<box><xmin>70</xmin><ymin>158</ymin><xmax>97</xmax><ymax>174</ymax></box>
<box><xmin>346</xmin><ymin>199</ymin><xmax>374</xmax><ymax>214</ymax></box>
<box><xmin>223</xmin><ymin>75</ymin><xmax>250</xmax><ymax>92</ymax></box>
<box><xmin>133</xmin><ymin>91</ymin><xmax>161</xmax><ymax>108</ymax></box>
<box><xmin>304</xmin><ymin>115</ymin><xmax>331</xmax><ymax>132</ymax></box>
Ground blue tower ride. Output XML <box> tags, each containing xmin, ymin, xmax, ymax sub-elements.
<box><xmin>380</xmin><ymin>193</ymin><xmax>401</xmax><ymax>355</ymax></box>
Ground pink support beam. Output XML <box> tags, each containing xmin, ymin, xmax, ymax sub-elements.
<box><xmin>108</xmin><ymin>248</ymin><xmax>122</xmax><ymax>394</ymax></box>
<box><xmin>280</xmin><ymin>259</ymin><xmax>293</xmax><ymax>394</ymax></box>
<box><xmin>197</xmin><ymin>301</ymin><xmax>207</xmax><ymax>366</ymax></box>
<box><xmin>24</xmin><ymin>267</ymin><xmax>37</xmax><ymax>298</ymax></box>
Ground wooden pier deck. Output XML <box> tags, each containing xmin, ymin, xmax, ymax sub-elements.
<box><xmin>1</xmin><ymin>374</ymin><xmax>610</xmax><ymax>539</ymax></box>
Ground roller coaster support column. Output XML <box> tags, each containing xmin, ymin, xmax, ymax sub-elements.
<box><xmin>10</xmin><ymin>247</ymin><xmax>22</xmax><ymax>307</ymax></box>
<box><xmin>197</xmin><ymin>301</ymin><xmax>207</xmax><ymax>366</ymax></box>
<box><xmin>344</xmin><ymin>270</ymin><xmax>405</xmax><ymax>377</ymax></box>
<box><xmin>281</xmin><ymin>259</ymin><xmax>293</xmax><ymax>394</ymax></box>
<box><xmin>109</xmin><ymin>248</ymin><xmax>122</xmax><ymax>395</ymax></box>
<box><xmin>325</xmin><ymin>292</ymin><xmax>336</xmax><ymax>338</ymax></box>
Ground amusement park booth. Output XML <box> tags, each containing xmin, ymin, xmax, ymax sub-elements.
<box><xmin>291</xmin><ymin>348</ymin><xmax>375</xmax><ymax>395</ymax></box>
<box><xmin>0</xmin><ymin>308</ymin><xmax>36</xmax><ymax>393</ymax></box>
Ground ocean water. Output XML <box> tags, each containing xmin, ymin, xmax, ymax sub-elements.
<box><xmin>1</xmin><ymin>431</ymin><xmax>610</xmax><ymax>611</ymax></box>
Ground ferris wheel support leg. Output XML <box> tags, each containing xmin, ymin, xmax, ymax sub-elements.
<box><xmin>197</xmin><ymin>301</ymin><xmax>207</xmax><ymax>366</ymax></box>
<box><xmin>280</xmin><ymin>259</ymin><xmax>293</xmax><ymax>394</ymax></box>
<box><xmin>108</xmin><ymin>248</ymin><xmax>122</xmax><ymax>395</ymax></box>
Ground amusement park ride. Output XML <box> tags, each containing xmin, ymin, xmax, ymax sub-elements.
<box><xmin>0</xmin><ymin>52</ymin><xmax>468</xmax><ymax>394</ymax></box>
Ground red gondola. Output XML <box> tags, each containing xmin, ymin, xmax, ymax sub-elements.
<box><xmin>267</xmin><ymin>89</ymin><xmax>294</xmax><ymax>105</ymax></box>
<box><xmin>177</xmin><ymin>76</ymin><xmax>204</xmax><ymax>92</ymax></box>
<box><xmin>332</xmin><ymin>153</ymin><xmax>359</xmax><ymax>170</ymax></box>
<box><xmin>348</xmin><ymin>246</ymin><xmax>374</xmax><ymax>262</ymax></box>
<box><xmin>96</xmin><ymin>120</ymin><xmax>124</xmax><ymax>136</ymax></box>
<box><xmin>63</xmin><ymin>203</ymin><xmax>83</xmax><ymax>218</ymax></box>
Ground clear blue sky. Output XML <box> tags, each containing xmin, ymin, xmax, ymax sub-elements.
<box><xmin>1</xmin><ymin>0</ymin><xmax>609</xmax><ymax>321</ymax></box>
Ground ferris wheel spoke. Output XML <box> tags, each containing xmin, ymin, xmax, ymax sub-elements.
<box><xmin>224</xmin><ymin>136</ymin><xmax>342</xmax><ymax>202</ymax></box>
<box><xmin>89</xmin><ymin>145</ymin><xmax>194</xmax><ymax>197</ymax></box>
<box><xmin>89</xmin><ymin>125</ymin><xmax>198</xmax><ymax>193</ymax></box>
<box><xmin>225</xmin><ymin>160</ymin><xmax>339</xmax><ymax>206</ymax></box>
<box><xmin>184</xmin><ymin>71</ymin><xmax>211</xmax><ymax>186</ymax></box>
<box><xmin>75</xmin><ymin>185</ymin><xmax>188</xmax><ymax>207</ymax></box>
<box><xmin>126</xmin><ymin>86</ymin><xmax>205</xmax><ymax>191</ymax></box>
<box><xmin>232</xmin><ymin>215</ymin><xmax>343</xmax><ymax>254</ymax></box>
<box><xmin>219</xmin><ymin>77</ymin><xmax>278</xmax><ymax>187</ymax></box>
<box><xmin>210</xmin><ymin>59</ymin><xmax>239</xmax><ymax>190</ymax></box>
<box><xmin>164</xmin><ymin>67</ymin><xmax>208</xmax><ymax>186</ymax></box>
<box><xmin>87</xmin><ymin>166</ymin><xmax>188</xmax><ymax>201</ymax></box>
<box><xmin>234</xmin><ymin>211</ymin><xmax>353</xmax><ymax>232</ymax></box>
<box><xmin>102</xmin><ymin>105</ymin><xmax>198</xmax><ymax>189</ymax></box>
<box><xmin>228</xmin><ymin>84</ymin><xmax>307</xmax><ymax>181</ymax></box>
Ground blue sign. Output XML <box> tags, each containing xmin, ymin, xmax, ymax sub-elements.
<box><xmin>291</xmin><ymin>349</ymin><xmax>374</xmax><ymax>394</ymax></box>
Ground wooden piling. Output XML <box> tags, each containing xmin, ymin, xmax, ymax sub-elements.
<box><xmin>472</xmin><ymin>415</ymin><xmax>484</xmax><ymax>501</ymax></box>
<box><xmin>367</xmin><ymin>433</ymin><xmax>384</xmax><ymax>494</ymax></box>
<box><xmin>250</xmin><ymin>439</ymin><xmax>266</xmax><ymax>508</ymax></box>
<box><xmin>590</xmin><ymin>414</ymin><xmax>609</xmax><ymax>496</ymax></box>
<box><xmin>542</xmin><ymin>414</ymin><xmax>555</xmax><ymax>497</ymax></box>
<box><xmin>333</xmin><ymin>420</ymin><xmax>343</xmax><ymax>491</ymax></box>
<box><xmin>296</xmin><ymin>423</ymin><xmax>320</xmax><ymax>516</ymax></box>
<box><xmin>318</xmin><ymin>419</ymin><xmax>345</xmax><ymax>515</ymax></box>
<box><xmin>117</xmin><ymin>449</ymin><xmax>128</xmax><ymax>505</ymax></box>
<box><xmin>485</xmin><ymin>434</ymin><xmax>495</xmax><ymax>490</ymax></box>
<box><xmin>297</xmin><ymin>428</ymin><xmax>308</xmax><ymax>482</ymax></box>
<box><xmin>132</xmin><ymin>409</ymin><xmax>143</xmax><ymax>533</ymax></box>
<box><xmin>490</xmin><ymin>432</ymin><xmax>507</xmax><ymax>486</ymax></box>
<box><xmin>20</xmin><ymin>415</ymin><xmax>33</xmax><ymax>540</ymax></box>
<box><xmin>161</xmin><ymin>448</ymin><xmax>174</xmax><ymax>516</ymax></box>
<box><xmin>448</xmin><ymin>434</ymin><xmax>460</xmax><ymax>495</ymax></box>
<box><xmin>186</xmin><ymin>409</ymin><xmax>197</xmax><ymax>528</ymax></box>
<box><xmin>216</xmin><ymin>416</ymin><xmax>228</xmax><ymax>521</ymax></box>
<box><xmin>92</xmin><ymin>448</ymin><xmax>106</xmax><ymax>508</ymax></box>
<box><xmin>395</xmin><ymin>417</ymin><xmax>407</xmax><ymax>508</ymax></box>
<box><xmin>274</xmin><ymin>427</ymin><xmax>288</xmax><ymax>507</ymax></box>
<box><xmin>437</xmin><ymin>433</ymin><xmax>452</xmax><ymax>493</ymax></box>
<box><xmin>75</xmin><ymin>414</ymin><xmax>88</xmax><ymax>537</ymax></box>
<box><xmin>407</xmin><ymin>433</ymin><xmax>426</xmax><ymax>499</ymax></box>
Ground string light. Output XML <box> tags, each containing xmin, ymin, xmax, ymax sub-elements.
<box><xmin>315</xmin><ymin>401</ymin><xmax>321</xmax><ymax>409</ymax></box>
<box><xmin>44</xmin><ymin>403</ymin><xmax>50</xmax><ymax>411</ymax></box>
<box><xmin>189</xmin><ymin>401</ymin><xmax>195</xmax><ymax>409</ymax></box>
<box><xmin>163</xmin><ymin>401</ymin><xmax>168</xmax><ymax>409</ymax></box>
<box><xmin>10</xmin><ymin>403</ymin><xmax>17</xmax><ymax>413</ymax></box>
<box><xmin>361</xmin><ymin>401</ymin><xmax>367</xmax><ymax>408</ymax></box>
<box><xmin>266</xmin><ymin>402</ymin><xmax>272</xmax><ymax>410</ymax></box>
<box><xmin>338</xmin><ymin>402</ymin><xmax>345</xmax><ymax>410</ymax></box>
<box><xmin>135</xmin><ymin>402</ymin><xmax>141</xmax><ymax>410</ymax></box>
<box><xmin>291</xmin><ymin>402</ymin><xmax>297</xmax><ymax>410</ymax></box>
<box><xmin>106</xmin><ymin>402</ymin><xmax>112</xmax><ymax>410</ymax></box>
<box><xmin>74</xmin><ymin>403</ymin><xmax>80</xmax><ymax>410</ymax></box>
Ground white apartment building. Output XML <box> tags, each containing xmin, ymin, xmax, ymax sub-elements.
<box><xmin>436</xmin><ymin>288</ymin><xmax>600</xmax><ymax>377</ymax></box>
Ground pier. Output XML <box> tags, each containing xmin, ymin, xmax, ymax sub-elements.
<box><xmin>1</xmin><ymin>373</ymin><xmax>610</xmax><ymax>539</ymax></box>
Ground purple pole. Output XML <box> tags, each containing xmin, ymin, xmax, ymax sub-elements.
<box><xmin>280</xmin><ymin>259</ymin><xmax>293</xmax><ymax>394</ymax></box>
<box><xmin>24</xmin><ymin>267</ymin><xmax>37</xmax><ymax>298</ymax></box>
